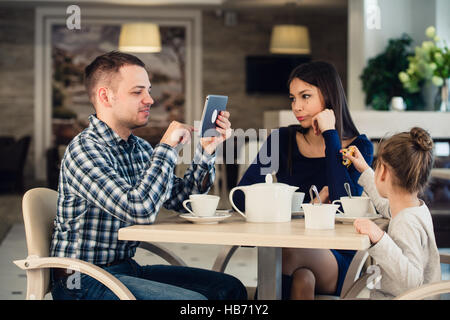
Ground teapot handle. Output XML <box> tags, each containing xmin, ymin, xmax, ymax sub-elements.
<box><xmin>229</xmin><ymin>187</ymin><xmax>246</xmax><ymax>219</ymax></box>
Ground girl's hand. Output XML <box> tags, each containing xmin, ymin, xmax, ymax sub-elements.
<box><xmin>340</xmin><ymin>145</ymin><xmax>370</xmax><ymax>173</ymax></box>
<box><xmin>353</xmin><ymin>219</ymin><xmax>384</xmax><ymax>244</ymax></box>
<box><xmin>311</xmin><ymin>109</ymin><xmax>336</xmax><ymax>136</ymax></box>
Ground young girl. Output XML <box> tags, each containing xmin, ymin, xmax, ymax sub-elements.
<box><xmin>342</xmin><ymin>127</ymin><xmax>441</xmax><ymax>299</ymax></box>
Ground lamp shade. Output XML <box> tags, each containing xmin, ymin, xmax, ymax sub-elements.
<box><xmin>118</xmin><ymin>23</ymin><xmax>162</xmax><ymax>53</ymax></box>
<box><xmin>270</xmin><ymin>25</ymin><xmax>310</xmax><ymax>54</ymax></box>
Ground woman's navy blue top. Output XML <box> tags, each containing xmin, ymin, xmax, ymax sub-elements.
<box><xmin>233</xmin><ymin>126</ymin><xmax>374</xmax><ymax>297</ymax></box>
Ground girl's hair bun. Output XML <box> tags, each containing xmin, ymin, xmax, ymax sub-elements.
<box><xmin>410</xmin><ymin>127</ymin><xmax>433</xmax><ymax>152</ymax></box>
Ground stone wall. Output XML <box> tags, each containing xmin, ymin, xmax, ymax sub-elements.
<box><xmin>0</xmin><ymin>6</ymin><xmax>35</xmax><ymax>180</ymax></box>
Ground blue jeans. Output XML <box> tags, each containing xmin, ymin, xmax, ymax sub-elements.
<box><xmin>51</xmin><ymin>258</ymin><xmax>247</xmax><ymax>300</ymax></box>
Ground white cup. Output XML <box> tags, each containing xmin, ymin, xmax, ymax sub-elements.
<box><xmin>332</xmin><ymin>196</ymin><xmax>371</xmax><ymax>217</ymax></box>
<box><xmin>302</xmin><ymin>203</ymin><xmax>338</xmax><ymax>230</ymax></box>
<box><xmin>182</xmin><ymin>194</ymin><xmax>220</xmax><ymax>217</ymax></box>
<box><xmin>291</xmin><ymin>192</ymin><xmax>305</xmax><ymax>213</ymax></box>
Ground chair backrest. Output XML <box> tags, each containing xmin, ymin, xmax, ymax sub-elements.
<box><xmin>22</xmin><ymin>188</ymin><xmax>58</xmax><ymax>258</ymax></box>
<box><xmin>16</xmin><ymin>136</ymin><xmax>31</xmax><ymax>169</ymax></box>
<box><xmin>22</xmin><ymin>187</ymin><xmax>58</xmax><ymax>295</ymax></box>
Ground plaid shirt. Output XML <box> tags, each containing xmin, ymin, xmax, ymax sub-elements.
<box><xmin>50</xmin><ymin>115</ymin><xmax>216</xmax><ymax>265</ymax></box>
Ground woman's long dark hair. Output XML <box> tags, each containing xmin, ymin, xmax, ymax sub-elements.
<box><xmin>286</xmin><ymin>61</ymin><xmax>360</xmax><ymax>175</ymax></box>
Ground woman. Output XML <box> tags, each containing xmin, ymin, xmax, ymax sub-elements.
<box><xmin>233</xmin><ymin>61</ymin><xmax>374</xmax><ymax>299</ymax></box>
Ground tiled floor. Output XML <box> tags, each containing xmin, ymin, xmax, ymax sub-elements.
<box><xmin>1</xmin><ymin>223</ymin><xmax>449</xmax><ymax>300</ymax></box>
<box><xmin>0</xmin><ymin>223</ymin><xmax>257</xmax><ymax>300</ymax></box>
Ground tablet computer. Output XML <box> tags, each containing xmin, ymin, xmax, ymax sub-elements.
<box><xmin>199</xmin><ymin>95</ymin><xmax>228</xmax><ymax>137</ymax></box>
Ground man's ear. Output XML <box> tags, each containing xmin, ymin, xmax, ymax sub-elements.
<box><xmin>97</xmin><ymin>87</ymin><xmax>113</xmax><ymax>107</ymax></box>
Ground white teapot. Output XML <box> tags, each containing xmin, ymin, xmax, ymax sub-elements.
<box><xmin>229</xmin><ymin>174</ymin><xmax>298</xmax><ymax>223</ymax></box>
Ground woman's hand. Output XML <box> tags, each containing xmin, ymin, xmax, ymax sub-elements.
<box><xmin>340</xmin><ymin>145</ymin><xmax>370</xmax><ymax>173</ymax></box>
<box><xmin>311</xmin><ymin>186</ymin><xmax>330</xmax><ymax>204</ymax></box>
<box><xmin>353</xmin><ymin>219</ymin><xmax>384</xmax><ymax>244</ymax></box>
<box><xmin>311</xmin><ymin>109</ymin><xmax>336</xmax><ymax>136</ymax></box>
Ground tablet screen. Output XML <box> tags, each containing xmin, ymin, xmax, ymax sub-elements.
<box><xmin>199</xmin><ymin>95</ymin><xmax>228</xmax><ymax>137</ymax></box>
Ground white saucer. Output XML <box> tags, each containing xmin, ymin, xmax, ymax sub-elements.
<box><xmin>335</xmin><ymin>213</ymin><xmax>381</xmax><ymax>224</ymax></box>
<box><xmin>179</xmin><ymin>213</ymin><xmax>232</xmax><ymax>224</ymax></box>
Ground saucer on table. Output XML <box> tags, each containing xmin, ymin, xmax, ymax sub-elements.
<box><xmin>291</xmin><ymin>208</ymin><xmax>304</xmax><ymax>218</ymax></box>
<box><xmin>179</xmin><ymin>212</ymin><xmax>232</xmax><ymax>224</ymax></box>
<box><xmin>335</xmin><ymin>213</ymin><xmax>381</xmax><ymax>224</ymax></box>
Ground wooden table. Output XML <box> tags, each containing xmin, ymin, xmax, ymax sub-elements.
<box><xmin>119</xmin><ymin>212</ymin><xmax>372</xmax><ymax>299</ymax></box>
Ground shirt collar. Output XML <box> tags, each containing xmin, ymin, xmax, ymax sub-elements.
<box><xmin>89</xmin><ymin>114</ymin><xmax>137</xmax><ymax>148</ymax></box>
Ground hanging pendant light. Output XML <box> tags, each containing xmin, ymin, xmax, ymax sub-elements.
<box><xmin>270</xmin><ymin>25</ymin><xmax>310</xmax><ymax>55</ymax></box>
<box><xmin>118</xmin><ymin>23</ymin><xmax>162</xmax><ymax>53</ymax></box>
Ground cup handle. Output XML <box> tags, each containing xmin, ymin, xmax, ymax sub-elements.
<box><xmin>229</xmin><ymin>187</ymin><xmax>246</xmax><ymax>219</ymax></box>
<box><xmin>182</xmin><ymin>199</ymin><xmax>196</xmax><ymax>216</ymax></box>
<box><xmin>331</xmin><ymin>200</ymin><xmax>344</xmax><ymax>215</ymax></box>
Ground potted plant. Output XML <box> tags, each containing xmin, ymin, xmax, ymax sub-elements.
<box><xmin>360</xmin><ymin>34</ymin><xmax>421</xmax><ymax>111</ymax></box>
<box><xmin>398</xmin><ymin>26</ymin><xmax>450</xmax><ymax>111</ymax></box>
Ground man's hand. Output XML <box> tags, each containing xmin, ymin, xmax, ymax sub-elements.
<box><xmin>200</xmin><ymin>111</ymin><xmax>233</xmax><ymax>155</ymax></box>
<box><xmin>160</xmin><ymin>121</ymin><xmax>195</xmax><ymax>148</ymax></box>
<box><xmin>353</xmin><ymin>218</ymin><xmax>384</xmax><ymax>244</ymax></box>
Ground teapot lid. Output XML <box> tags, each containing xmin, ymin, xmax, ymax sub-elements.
<box><xmin>250</xmin><ymin>174</ymin><xmax>298</xmax><ymax>190</ymax></box>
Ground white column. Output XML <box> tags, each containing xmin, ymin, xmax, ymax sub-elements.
<box><xmin>347</xmin><ymin>0</ymin><xmax>366</xmax><ymax>110</ymax></box>
<box><xmin>436</xmin><ymin>0</ymin><xmax>450</xmax><ymax>46</ymax></box>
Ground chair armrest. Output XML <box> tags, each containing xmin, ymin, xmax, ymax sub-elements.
<box><xmin>394</xmin><ymin>280</ymin><xmax>450</xmax><ymax>300</ymax></box>
<box><xmin>14</xmin><ymin>256</ymin><xmax>136</xmax><ymax>300</ymax></box>
<box><xmin>341</xmin><ymin>273</ymin><xmax>371</xmax><ymax>299</ymax></box>
<box><xmin>211</xmin><ymin>245</ymin><xmax>239</xmax><ymax>272</ymax></box>
<box><xmin>440</xmin><ymin>253</ymin><xmax>450</xmax><ymax>265</ymax></box>
<box><xmin>340</xmin><ymin>250</ymin><xmax>369</xmax><ymax>298</ymax></box>
<box><xmin>138</xmin><ymin>242</ymin><xmax>187</xmax><ymax>267</ymax></box>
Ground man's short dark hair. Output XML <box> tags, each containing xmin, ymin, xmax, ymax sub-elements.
<box><xmin>84</xmin><ymin>51</ymin><xmax>146</xmax><ymax>103</ymax></box>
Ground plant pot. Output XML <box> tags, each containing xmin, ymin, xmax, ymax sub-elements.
<box><xmin>438</xmin><ymin>78</ymin><xmax>450</xmax><ymax>112</ymax></box>
<box><xmin>421</xmin><ymin>80</ymin><xmax>439</xmax><ymax>111</ymax></box>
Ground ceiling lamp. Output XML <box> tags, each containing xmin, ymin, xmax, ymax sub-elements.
<box><xmin>270</xmin><ymin>25</ymin><xmax>310</xmax><ymax>55</ymax></box>
<box><xmin>118</xmin><ymin>23</ymin><xmax>162</xmax><ymax>53</ymax></box>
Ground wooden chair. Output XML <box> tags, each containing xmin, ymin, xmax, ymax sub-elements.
<box><xmin>342</xmin><ymin>252</ymin><xmax>450</xmax><ymax>300</ymax></box>
<box><xmin>0</xmin><ymin>135</ymin><xmax>31</xmax><ymax>193</ymax></box>
<box><xmin>13</xmin><ymin>187</ymin><xmax>187</xmax><ymax>300</ymax></box>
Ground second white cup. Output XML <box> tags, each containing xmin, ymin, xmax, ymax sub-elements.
<box><xmin>291</xmin><ymin>192</ymin><xmax>305</xmax><ymax>213</ymax></box>
<box><xmin>332</xmin><ymin>196</ymin><xmax>371</xmax><ymax>217</ymax></box>
<box><xmin>182</xmin><ymin>194</ymin><xmax>220</xmax><ymax>217</ymax></box>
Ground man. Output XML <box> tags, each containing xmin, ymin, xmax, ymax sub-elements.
<box><xmin>49</xmin><ymin>51</ymin><xmax>246</xmax><ymax>300</ymax></box>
